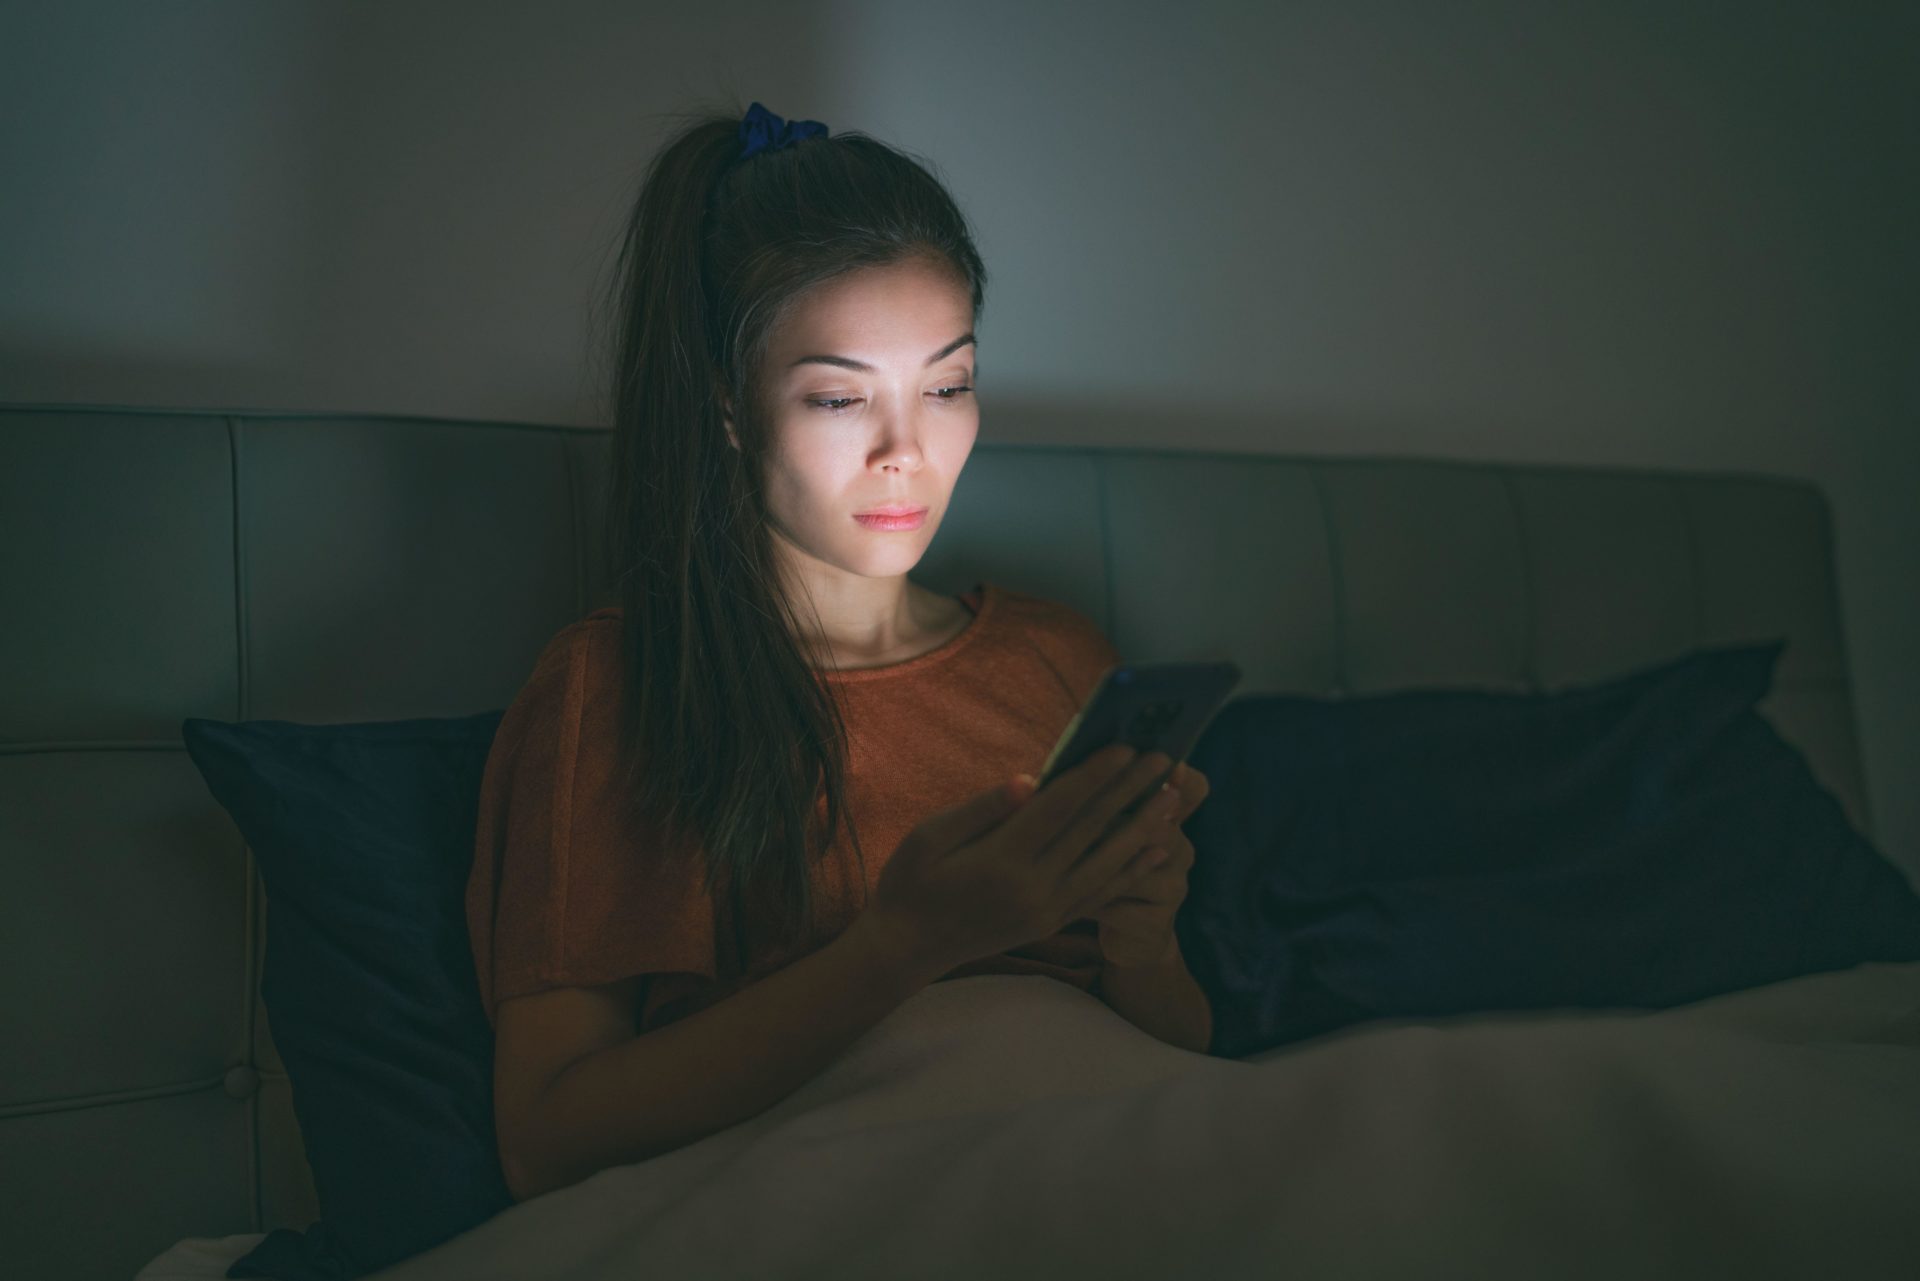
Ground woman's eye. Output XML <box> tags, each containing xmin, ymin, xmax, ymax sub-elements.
<box><xmin>806</xmin><ymin>386</ymin><xmax>973</xmax><ymax>415</ymax></box>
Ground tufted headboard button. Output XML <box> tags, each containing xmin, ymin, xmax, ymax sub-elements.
<box><xmin>223</xmin><ymin>1065</ymin><xmax>260</xmax><ymax>1100</ymax></box>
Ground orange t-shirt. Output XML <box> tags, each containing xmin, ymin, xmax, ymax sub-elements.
<box><xmin>465</xmin><ymin>579</ymin><xmax>1124</xmax><ymax>1033</ymax></box>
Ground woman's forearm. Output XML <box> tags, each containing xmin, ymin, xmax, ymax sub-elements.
<box><xmin>1097</xmin><ymin>934</ymin><xmax>1213</xmax><ymax>1054</ymax></box>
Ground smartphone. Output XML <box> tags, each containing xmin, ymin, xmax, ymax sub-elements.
<box><xmin>1033</xmin><ymin>658</ymin><xmax>1243</xmax><ymax>822</ymax></box>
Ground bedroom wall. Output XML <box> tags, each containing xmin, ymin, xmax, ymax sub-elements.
<box><xmin>1</xmin><ymin>0</ymin><xmax>1913</xmax><ymax>879</ymax></box>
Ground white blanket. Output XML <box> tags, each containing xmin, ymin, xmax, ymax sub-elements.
<box><xmin>357</xmin><ymin>962</ymin><xmax>1920</xmax><ymax>1281</ymax></box>
<box><xmin>142</xmin><ymin>962</ymin><xmax>1920</xmax><ymax>1281</ymax></box>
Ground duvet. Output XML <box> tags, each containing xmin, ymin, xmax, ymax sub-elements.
<box><xmin>151</xmin><ymin>961</ymin><xmax>1920</xmax><ymax>1281</ymax></box>
<box><xmin>145</xmin><ymin>971</ymin><xmax>1920</xmax><ymax>1281</ymax></box>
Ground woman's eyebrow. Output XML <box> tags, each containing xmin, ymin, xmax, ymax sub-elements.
<box><xmin>789</xmin><ymin>333</ymin><xmax>975</xmax><ymax>372</ymax></box>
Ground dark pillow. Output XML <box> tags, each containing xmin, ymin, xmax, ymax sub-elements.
<box><xmin>180</xmin><ymin>711</ymin><xmax>511</xmax><ymax>1281</ymax></box>
<box><xmin>1172</xmin><ymin>640</ymin><xmax>1920</xmax><ymax>1059</ymax></box>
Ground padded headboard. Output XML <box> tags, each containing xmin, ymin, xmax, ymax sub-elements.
<box><xmin>0</xmin><ymin>403</ymin><xmax>1873</xmax><ymax>1279</ymax></box>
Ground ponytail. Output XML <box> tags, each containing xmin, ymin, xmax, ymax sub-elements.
<box><xmin>589</xmin><ymin>98</ymin><xmax>990</xmax><ymax>976</ymax></box>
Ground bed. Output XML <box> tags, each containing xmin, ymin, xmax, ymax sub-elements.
<box><xmin>1</xmin><ymin>402</ymin><xmax>1914</xmax><ymax>1281</ymax></box>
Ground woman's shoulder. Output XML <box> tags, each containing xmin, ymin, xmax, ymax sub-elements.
<box><xmin>496</xmin><ymin>609</ymin><xmax>628</xmax><ymax>735</ymax></box>
<box><xmin>993</xmin><ymin>585</ymin><xmax>1116</xmax><ymax>654</ymax></box>
<box><xmin>543</xmin><ymin>606</ymin><xmax>624</xmax><ymax>659</ymax></box>
<box><xmin>982</xmin><ymin>584</ymin><xmax>1121</xmax><ymax>705</ymax></box>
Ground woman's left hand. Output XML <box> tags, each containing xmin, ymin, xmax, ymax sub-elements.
<box><xmin>1087</xmin><ymin>761</ymin><xmax>1210</xmax><ymax>967</ymax></box>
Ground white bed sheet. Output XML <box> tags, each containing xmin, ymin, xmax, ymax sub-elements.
<box><xmin>136</xmin><ymin>1233</ymin><xmax>266</xmax><ymax>1280</ymax></box>
<box><xmin>139</xmin><ymin>961</ymin><xmax>1920</xmax><ymax>1281</ymax></box>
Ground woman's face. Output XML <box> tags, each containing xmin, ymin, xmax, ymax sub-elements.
<box><xmin>728</xmin><ymin>257</ymin><xmax>979</xmax><ymax>597</ymax></box>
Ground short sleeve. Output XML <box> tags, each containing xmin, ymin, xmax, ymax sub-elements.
<box><xmin>465</xmin><ymin>618</ymin><xmax>718</xmax><ymax>1028</ymax></box>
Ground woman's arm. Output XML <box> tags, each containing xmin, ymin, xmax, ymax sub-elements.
<box><xmin>494</xmin><ymin>909</ymin><xmax>942</xmax><ymax>1201</ymax></box>
<box><xmin>1098</xmin><ymin>933</ymin><xmax>1213</xmax><ymax>1054</ymax></box>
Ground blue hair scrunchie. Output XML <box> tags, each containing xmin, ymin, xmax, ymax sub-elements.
<box><xmin>738</xmin><ymin>101</ymin><xmax>829</xmax><ymax>159</ymax></box>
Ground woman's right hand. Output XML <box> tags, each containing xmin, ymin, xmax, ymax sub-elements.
<box><xmin>862</xmin><ymin>744</ymin><xmax>1183</xmax><ymax>978</ymax></box>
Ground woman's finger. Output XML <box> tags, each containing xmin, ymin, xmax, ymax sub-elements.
<box><xmin>1171</xmin><ymin>763</ymin><xmax>1210</xmax><ymax>824</ymax></box>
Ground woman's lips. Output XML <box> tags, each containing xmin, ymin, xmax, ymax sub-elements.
<box><xmin>853</xmin><ymin>509</ymin><xmax>927</xmax><ymax>531</ymax></box>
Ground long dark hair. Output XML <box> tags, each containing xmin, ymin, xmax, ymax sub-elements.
<box><xmin>590</xmin><ymin>99</ymin><xmax>989</xmax><ymax>975</ymax></box>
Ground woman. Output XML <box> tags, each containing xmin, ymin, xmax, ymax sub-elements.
<box><xmin>465</xmin><ymin>100</ymin><xmax>1212</xmax><ymax>1204</ymax></box>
